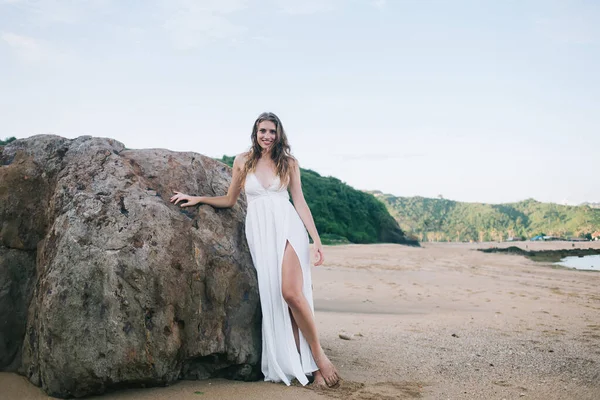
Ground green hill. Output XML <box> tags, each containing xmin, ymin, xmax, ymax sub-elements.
<box><xmin>218</xmin><ymin>156</ymin><xmax>415</xmax><ymax>245</ymax></box>
<box><xmin>370</xmin><ymin>192</ymin><xmax>600</xmax><ymax>242</ymax></box>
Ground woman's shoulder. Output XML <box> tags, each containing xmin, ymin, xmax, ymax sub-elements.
<box><xmin>233</xmin><ymin>152</ymin><xmax>250</xmax><ymax>169</ymax></box>
<box><xmin>286</xmin><ymin>155</ymin><xmax>299</xmax><ymax>169</ymax></box>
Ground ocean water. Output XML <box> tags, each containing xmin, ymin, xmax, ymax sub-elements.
<box><xmin>555</xmin><ymin>255</ymin><xmax>600</xmax><ymax>271</ymax></box>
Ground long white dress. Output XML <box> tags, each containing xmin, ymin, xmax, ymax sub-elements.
<box><xmin>244</xmin><ymin>172</ymin><xmax>319</xmax><ymax>386</ymax></box>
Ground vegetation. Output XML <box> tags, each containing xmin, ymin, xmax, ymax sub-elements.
<box><xmin>218</xmin><ymin>156</ymin><xmax>415</xmax><ymax>245</ymax></box>
<box><xmin>0</xmin><ymin>136</ymin><xmax>16</xmax><ymax>145</ymax></box>
<box><xmin>370</xmin><ymin>193</ymin><xmax>600</xmax><ymax>242</ymax></box>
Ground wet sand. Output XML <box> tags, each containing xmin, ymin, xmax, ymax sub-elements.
<box><xmin>3</xmin><ymin>241</ymin><xmax>600</xmax><ymax>400</ymax></box>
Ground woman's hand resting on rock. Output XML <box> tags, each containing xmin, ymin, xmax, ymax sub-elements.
<box><xmin>170</xmin><ymin>191</ymin><xmax>200</xmax><ymax>207</ymax></box>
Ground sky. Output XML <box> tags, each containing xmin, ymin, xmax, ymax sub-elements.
<box><xmin>1</xmin><ymin>0</ymin><xmax>599</xmax><ymax>205</ymax></box>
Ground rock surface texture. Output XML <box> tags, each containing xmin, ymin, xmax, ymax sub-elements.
<box><xmin>0</xmin><ymin>135</ymin><xmax>261</xmax><ymax>398</ymax></box>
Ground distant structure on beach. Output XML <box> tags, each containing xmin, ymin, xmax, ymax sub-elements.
<box><xmin>530</xmin><ymin>235</ymin><xmax>562</xmax><ymax>241</ymax></box>
<box><xmin>581</xmin><ymin>202</ymin><xmax>600</xmax><ymax>209</ymax></box>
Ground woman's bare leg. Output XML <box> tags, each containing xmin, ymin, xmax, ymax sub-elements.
<box><xmin>290</xmin><ymin>309</ymin><xmax>300</xmax><ymax>351</ymax></box>
<box><xmin>281</xmin><ymin>241</ymin><xmax>340</xmax><ymax>387</ymax></box>
<box><xmin>290</xmin><ymin>310</ymin><xmax>326</xmax><ymax>387</ymax></box>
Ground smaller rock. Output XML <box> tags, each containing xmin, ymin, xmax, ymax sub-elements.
<box><xmin>451</xmin><ymin>333</ymin><xmax>459</xmax><ymax>338</ymax></box>
<box><xmin>339</xmin><ymin>333</ymin><xmax>352</xmax><ymax>341</ymax></box>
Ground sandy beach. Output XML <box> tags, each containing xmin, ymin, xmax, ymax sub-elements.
<box><xmin>2</xmin><ymin>241</ymin><xmax>599</xmax><ymax>400</ymax></box>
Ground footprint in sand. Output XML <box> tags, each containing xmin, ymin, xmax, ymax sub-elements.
<box><xmin>353</xmin><ymin>382</ymin><xmax>424</xmax><ymax>399</ymax></box>
<box><xmin>315</xmin><ymin>381</ymin><xmax>425</xmax><ymax>400</ymax></box>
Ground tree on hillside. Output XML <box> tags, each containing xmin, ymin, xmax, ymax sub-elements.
<box><xmin>580</xmin><ymin>232</ymin><xmax>593</xmax><ymax>241</ymax></box>
<box><xmin>0</xmin><ymin>136</ymin><xmax>16</xmax><ymax>145</ymax></box>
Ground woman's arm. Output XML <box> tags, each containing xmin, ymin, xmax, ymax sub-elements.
<box><xmin>171</xmin><ymin>153</ymin><xmax>246</xmax><ymax>209</ymax></box>
<box><xmin>288</xmin><ymin>159</ymin><xmax>325</xmax><ymax>266</ymax></box>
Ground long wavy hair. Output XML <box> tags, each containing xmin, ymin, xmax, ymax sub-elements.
<box><xmin>241</xmin><ymin>112</ymin><xmax>295</xmax><ymax>189</ymax></box>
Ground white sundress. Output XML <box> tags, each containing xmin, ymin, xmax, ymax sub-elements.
<box><xmin>243</xmin><ymin>172</ymin><xmax>318</xmax><ymax>385</ymax></box>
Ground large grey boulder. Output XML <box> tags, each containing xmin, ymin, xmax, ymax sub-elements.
<box><xmin>0</xmin><ymin>135</ymin><xmax>261</xmax><ymax>398</ymax></box>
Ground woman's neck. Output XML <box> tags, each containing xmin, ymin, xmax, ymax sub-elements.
<box><xmin>261</xmin><ymin>148</ymin><xmax>272</xmax><ymax>158</ymax></box>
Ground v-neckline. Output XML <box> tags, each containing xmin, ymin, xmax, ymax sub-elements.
<box><xmin>252</xmin><ymin>171</ymin><xmax>278</xmax><ymax>191</ymax></box>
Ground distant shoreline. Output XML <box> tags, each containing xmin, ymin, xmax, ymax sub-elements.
<box><xmin>478</xmin><ymin>245</ymin><xmax>600</xmax><ymax>263</ymax></box>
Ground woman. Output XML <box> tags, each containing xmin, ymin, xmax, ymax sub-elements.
<box><xmin>170</xmin><ymin>112</ymin><xmax>340</xmax><ymax>388</ymax></box>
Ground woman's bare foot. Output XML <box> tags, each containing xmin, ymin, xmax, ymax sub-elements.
<box><xmin>314</xmin><ymin>350</ymin><xmax>340</xmax><ymax>388</ymax></box>
<box><xmin>312</xmin><ymin>370</ymin><xmax>327</xmax><ymax>389</ymax></box>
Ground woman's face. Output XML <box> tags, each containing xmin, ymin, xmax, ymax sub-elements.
<box><xmin>256</xmin><ymin>120</ymin><xmax>277</xmax><ymax>151</ymax></box>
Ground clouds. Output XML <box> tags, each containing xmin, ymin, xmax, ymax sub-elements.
<box><xmin>0</xmin><ymin>1</ymin><xmax>109</xmax><ymax>64</ymax></box>
<box><xmin>1</xmin><ymin>0</ymin><xmax>251</xmax><ymax>54</ymax></box>
<box><xmin>371</xmin><ymin>0</ymin><xmax>386</xmax><ymax>10</ymax></box>
<box><xmin>0</xmin><ymin>32</ymin><xmax>67</xmax><ymax>63</ymax></box>
<box><xmin>533</xmin><ymin>0</ymin><xmax>600</xmax><ymax>45</ymax></box>
<box><xmin>535</xmin><ymin>15</ymin><xmax>599</xmax><ymax>45</ymax></box>
<box><xmin>161</xmin><ymin>0</ymin><xmax>249</xmax><ymax>49</ymax></box>
<box><xmin>0</xmin><ymin>0</ymin><xmax>111</xmax><ymax>64</ymax></box>
<box><xmin>1</xmin><ymin>0</ymin><xmax>113</xmax><ymax>25</ymax></box>
<box><xmin>160</xmin><ymin>0</ymin><xmax>341</xmax><ymax>49</ymax></box>
<box><xmin>0</xmin><ymin>0</ymin><xmax>383</xmax><ymax>54</ymax></box>
<box><xmin>1</xmin><ymin>32</ymin><xmax>43</xmax><ymax>62</ymax></box>
<box><xmin>272</xmin><ymin>0</ymin><xmax>337</xmax><ymax>15</ymax></box>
